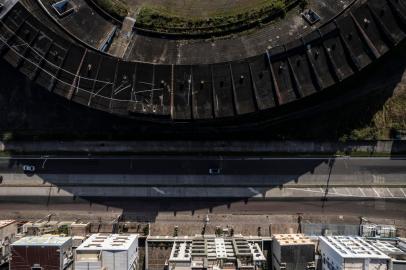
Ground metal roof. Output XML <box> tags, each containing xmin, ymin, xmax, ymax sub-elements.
<box><xmin>76</xmin><ymin>233</ymin><xmax>138</xmax><ymax>251</ymax></box>
<box><xmin>320</xmin><ymin>236</ymin><xmax>391</xmax><ymax>259</ymax></box>
<box><xmin>12</xmin><ymin>235</ymin><xmax>71</xmax><ymax>246</ymax></box>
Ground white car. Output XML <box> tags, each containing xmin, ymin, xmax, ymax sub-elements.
<box><xmin>22</xmin><ymin>165</ymin><xmax>36</xmax><ymax>172</ymax></box>
<box><xmin>209</xmin><ymin>168</ymin><xmax>221</xmax><ymax>175</ymax></box>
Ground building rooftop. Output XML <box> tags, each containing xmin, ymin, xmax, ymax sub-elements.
<box><xmin>170</xmin><ymin>241</ymin><xmax>192</xmax><ymax>263</ymax></box>
<box><xmin>249</xmin><ymin>242</ymin><xmax>266</xmax><ymax>262</ymax></box>
<box><xmin>273</xmin><ymin>234</ymin><xmax>314</xmax><ymax>246</ymax></box>
<box><xmin>23</xmin><ymin>220</ymin><xmax>59</xmax><ymax>227</ymax></box>
<box><xmin>169</xmin><ymin>235</ymin><xmax>266</xmax><ymax>266</ymax></box>
<box><xmin>12</xmin><ymin>235</ymin><xmax>71</xmax><ymax>247</ymax></box>
<box><xmin>0</xmin><ymin>220</ymin><xmax>16</xmax><ymax>229</ymax></box>
<box><xmin>71</xmin><ymin>222</ymin><xmax>90</xmax><ymax>227</ymax></box>
<box><xmin>148</xmin><ymin>235</ymin><xmax>272</xmax><ymax>241</ymax></box>
<box><xmin>360</xmin><ymin>224</ymin><xmax>397</xmax><ymax>238</ymax></box>
<box><xmin>320</xmin><ymin>236</ymin><xmax>391</xmax><ymax>259</ymax></box>
<box><xmin>76</xmin><ymin>233</ymin><xmax>138</xmax><ymax>251</ymax></box>
<box><xmin>367</xmin><ymin>240</ymin><xmax>406</xmax><ymax>256</ymax></box>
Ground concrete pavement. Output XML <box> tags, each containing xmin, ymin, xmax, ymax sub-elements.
<box><xmin>1</xmin><ymin>140</ymin><xmax>405</xmax><ymax>154</ymax></box>
<box><xmin>0</xmin><ymin>153</ymin><xmax>405</xmax><ymax>221</ymax></box>
<box><xmin>0</xmin><ymin>155</ymin><xmax>405</xmax><ymax>199</ymax></box>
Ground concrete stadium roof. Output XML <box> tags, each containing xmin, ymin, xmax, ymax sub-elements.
<box><xmin>0</xmin><ymin>0</ymin><xmax>404</xmax><ymax>126</ymax></box>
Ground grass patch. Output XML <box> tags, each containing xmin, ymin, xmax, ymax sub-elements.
<box><xmin>342</xmin><ymin>85</ymin><xmax>406</xmax><ymax>140</ymax></box>
<box><xmin>92</xmin><ymin>0</ymin><xmax>129</xmax><ymax>20</ymax></box>
<box><xmin>135</xmin><ymin>0</ymin><xmax>291</xmax><ymax>35</ymax></box>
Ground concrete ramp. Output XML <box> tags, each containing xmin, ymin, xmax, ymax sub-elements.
<box><xmin>108</xmin><ymin>16</ymin><xmax>136</xmax><ymax>58</ymax></box>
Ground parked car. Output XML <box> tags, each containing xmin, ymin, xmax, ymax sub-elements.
<box><xmin>22</xmin><ymin>165</ymin><xmax>36</xmax><ymax>172</ymax></box>
<box><xmin>209</xmin><ymin>168</ymin><xmax>221</xmax><ymax>175</ymax></box>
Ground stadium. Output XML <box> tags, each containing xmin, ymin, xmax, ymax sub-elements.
<box><xmin>0</xmin><ymin>0</ymin><xmax>404</xmax><ymax>128</ymax></box>
<box><xmin>0</xmin><ymin>2</ymin><xmax>406</xmax><ymax>265</ymax></box>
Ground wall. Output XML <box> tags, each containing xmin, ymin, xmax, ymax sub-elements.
<box><xmin>10</xmin><ymin>246</ymin><xmax>60</xmax><ymax>270</ymax></box>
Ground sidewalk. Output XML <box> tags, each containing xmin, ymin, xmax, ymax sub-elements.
<box><xmin>1</xmin><ymin>140</ymin><xmax>405</xmax><ymax>154</ymax></box>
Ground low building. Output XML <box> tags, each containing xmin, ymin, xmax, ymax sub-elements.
<box><xmin>360</xmin><ymin>225</ymin><xmax>397</xmax><ymax>239</ymax></box>
<box><xmin>10</xmin><ymin>235</ymin><xmax>73</xmax><ymax>270</ymax></box>
<box><xmin>70</xmin><ymin>222</ymin><xmax>91</xmax><ymax>237</ymax></box>
<box><xmin>72</xmin><ymin>236</ymin><xmax>86</xmax><ymax>249</ymax></box>
<box><xmin>167</xmin><ymin>235</ymin><xmax>266</xmax><ymax>270</ymax></box>
<box><xmin>0</xmin><ymin>220</ymin><xmax>17</xmax><ymax>265</ymax></box>
<box><xmin>22</xmin><ymin>221</ymin><xmax>60</xmax><ymax>236</ymax></box>
<box><xmin>75</xmin><ymin>233</ymin><xmax>139</xmax><ymax>270</ymax></box>
<box><xmin>366</xmin><ymin>239</ymin><xmax>406</xmax><ymax>270</ymax></box>
<box><xmin>318</xmin><ymin>236</ymin><xmax>391</xmax><ymax>270</ymax></box>
<box><xmin>271</xmin><ymin>234</ymin><xmax>316</xmax><ymax>270</ymax></box>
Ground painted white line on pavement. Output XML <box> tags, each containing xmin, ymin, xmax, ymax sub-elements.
<box><xmin>289</xmin><ymin>188</ymin><xmax>322</xmax><ymax>194</ymax></box>
<box><xmin>386</xmin><ymin>188</ymin><xmax>394</xmax><ymax>198</ymax></box>
<box><xmin>286</xmin><ymin>187</ymin><xmax>406</xmax><ymax>199</ymax></box>
<box><xmin>152</xmin><ymin>187</ymin><xmax>165</xmax><ymax>195</ymax></box>
<box><xmin>359</xmin><ymin>187</ymin><xmax>366</xmax><ymax>197</ymax></box>
<box><xmin>248</xmin><ymin>187</ymin><xmax>260</xmax><ymax>194</ymax></box>
<box><xmin>372</xmin><ymin>187</ymin><xmax>381</xmax><ymax>198</ymax></box>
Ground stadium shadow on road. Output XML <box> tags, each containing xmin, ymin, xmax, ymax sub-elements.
<box><xmin>2</xmin><ymin>155</ymin><xmax>333</xmax><ymax>221</ymax></box>
<box><xmin>2</xmin><ymin>153</ymin><xmax>406</xmax><ymax>223</ymax></box>
<box><xmin>0</xmin><ymin>36</ymin><xmax>406</xmax><ymax>223</ymax></box>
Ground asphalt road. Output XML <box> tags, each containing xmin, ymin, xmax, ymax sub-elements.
<box><xmin>0</xmin><ymin>155</ymin><xmax>405</xmax><ymax>220</ymax></box>
<box><xmin>2</xmin><ymin>155</ymin><xmax>406</xmax><ymax>175</ymax></box>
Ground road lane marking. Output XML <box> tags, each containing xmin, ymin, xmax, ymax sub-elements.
<box><xmin>289</xmin><ymin>188</ymin><xmax>322</xmax><ymax>194</ymax></box>
<box><xmin>248</xmin><ymin>187</ymin><xmax>260</xmax><ymax>194</ymax></box>
<box><xmin>152</xmin><ymin>187</ymin><xmax>165</xmax><ymax>195</ymax></box>
<box><xmin>401</xmin><ymin>188</ymin><xmax>406</xmax><ymax>198</ymax></box>
<box><xmin>358</xmin><ymin>187</ymin><xmax>366</xmax><ymax>197</ymax></box>
<box><xmin>286</xmin><ymin>187</ymin><xmax>400</xmax><ymax>198</ymax></box>
<box><xmin>372</xmin><ymin>187</ymin><xmax>381</xmax><ymax>198</ymax></box>
<box><xmin>41</xmin><ymin>158</ymin><xmax>48</xmax><ymax>169</ymax></box>
<box><xmin>386</xmin><ymin>188</ymin><xmax>394</xmax><ymax>198</ymax></box>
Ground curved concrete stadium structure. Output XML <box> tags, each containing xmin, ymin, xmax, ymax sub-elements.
<box><xmin>0</xmin><ymin>0</ymin><xmax>405</xmax><ymax>124</ymax></box>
